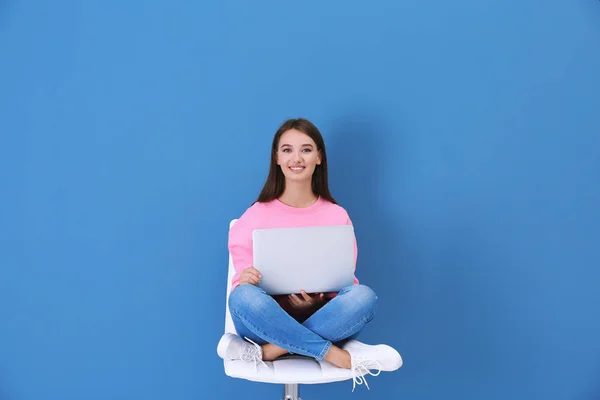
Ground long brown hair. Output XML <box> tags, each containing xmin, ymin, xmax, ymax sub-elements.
<box><xmin>256</xmin><ymin>118</ymin><xmax>337</xmax><ymax>204</ymax></box>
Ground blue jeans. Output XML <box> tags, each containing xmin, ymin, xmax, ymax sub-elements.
<box><xmin>228</xmin><ymin>284</ymin><xmax>378</xmax><ymax>361</ymax></box>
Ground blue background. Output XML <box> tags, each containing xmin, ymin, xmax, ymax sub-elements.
<box><xmin>1</xmin><ymin>1</ymin><xmax>599</xmax><ymax>399</ymax></box>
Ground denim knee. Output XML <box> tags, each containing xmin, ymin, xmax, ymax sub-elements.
<box><xmin>228</xmin><ymin>284</ymin><xmax>269</xmax><ymax>317</ymax></box>
<box><xmin>346</xmin><ymin>284</ymin><xmax>378</xmax><ymax>314</ymax></box>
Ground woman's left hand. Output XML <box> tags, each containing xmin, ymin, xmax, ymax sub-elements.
<box><xmin>288</xmin><ymin>290</ymin><xmax>325</xmax><ymax>310</ymax></box>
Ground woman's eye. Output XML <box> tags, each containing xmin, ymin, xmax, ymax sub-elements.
<box><xmin>302</xmin><ymin>149</ymin><xmax>312</xmax><ymax>152</ymax></box>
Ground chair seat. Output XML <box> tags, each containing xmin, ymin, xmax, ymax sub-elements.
<box><xmin>221</xmin><ymin>334</ymin><xmax>356</xmax><ymax>384</ymax></box>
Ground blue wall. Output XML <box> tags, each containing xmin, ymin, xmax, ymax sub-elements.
<box><xmin>1</xmin><ymin>1</ymin><xmax>599</xmax><ymax>399</ymax></box>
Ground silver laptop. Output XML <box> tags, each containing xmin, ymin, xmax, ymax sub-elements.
<box><xmin>252</xmin><ymin>225</ymin><xmax>356</xmax><ymax>295</ymax></box>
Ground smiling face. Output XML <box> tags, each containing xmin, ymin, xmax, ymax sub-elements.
<box><xmin>276</xmin><ymin>129</ymin><xmax>322</xmax><ymax>183</ymax></box>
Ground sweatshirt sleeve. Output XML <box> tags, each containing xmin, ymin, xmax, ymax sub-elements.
<box><xmin>228</xmin><ymin>211</ymin><xmax>254</xmax><ymax>291</ymax></box>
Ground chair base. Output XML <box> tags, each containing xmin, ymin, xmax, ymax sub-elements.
<box><xmin>283</xmin><ymin>384</ymin><xmax>300</xmax><ymax>400</ymax></box>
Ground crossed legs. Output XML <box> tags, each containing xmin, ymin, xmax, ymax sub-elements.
<box><xmin>228</xmin><ymin>283</ymin><xmax>378</xmax><ymax>367</ymax></box>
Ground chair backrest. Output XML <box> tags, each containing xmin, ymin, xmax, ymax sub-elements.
<box><xmin>224</xmin><ymin>219</ymin><xmax>238</xmax><ymax>335</ymax></box>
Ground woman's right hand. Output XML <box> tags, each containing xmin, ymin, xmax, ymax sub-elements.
<box><xmin>239</xmin><ymin>266</ymin><xmax>262</xmax><ymax>286</ymax></box>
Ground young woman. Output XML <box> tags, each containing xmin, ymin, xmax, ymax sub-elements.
<box><xmin>217</xmin><ymin>118</ymin><xmax>402</xmax><ymax>390</ymax></box>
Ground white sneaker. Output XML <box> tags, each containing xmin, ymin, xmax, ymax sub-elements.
<box><xmin>342</xmin><ymin>340</ymin><xmax>403</xmax><ymax>391</ymax></box>
<box><xmin>217</xmin><ymin>333</ymin><xmax>270</xmax><ymax>371</ymax></box>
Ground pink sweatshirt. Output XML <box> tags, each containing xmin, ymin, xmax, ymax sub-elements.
<box><xmin>228</xmin><ymin>196</ymin><xmax>359</xmax><ymax>292</ymax></box>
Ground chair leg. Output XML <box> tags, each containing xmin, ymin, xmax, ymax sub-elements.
<box><xmin>283</xmin><ymin>383</ymin><xmax>300</xmax><ymax>400</ymax></box>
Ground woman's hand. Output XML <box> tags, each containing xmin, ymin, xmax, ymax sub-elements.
<box><xmin>288</xmin><ymin>290</ymin><xmax>325</xmax><ymax>310</ymax></box>
<box><xmin>239</xmin><ymin>266</ymin><xmax>262</xmax><ymax>286</ymax></box>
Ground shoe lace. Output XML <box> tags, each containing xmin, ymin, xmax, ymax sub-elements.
<box><xmin>241</xmin><ymin>337</ymin><xmax>271</xmax><ymax>372</ymax></box>
<box><xmin>351</xmin><ymin>356</ymin><xmax>381</xmax><ymax>391</ymax></box>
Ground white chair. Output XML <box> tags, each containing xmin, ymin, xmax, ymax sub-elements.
<box><xmin>217</xmin><ymin>219</ymin><xmax>402</xmax><ymax>399</ymax></box>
